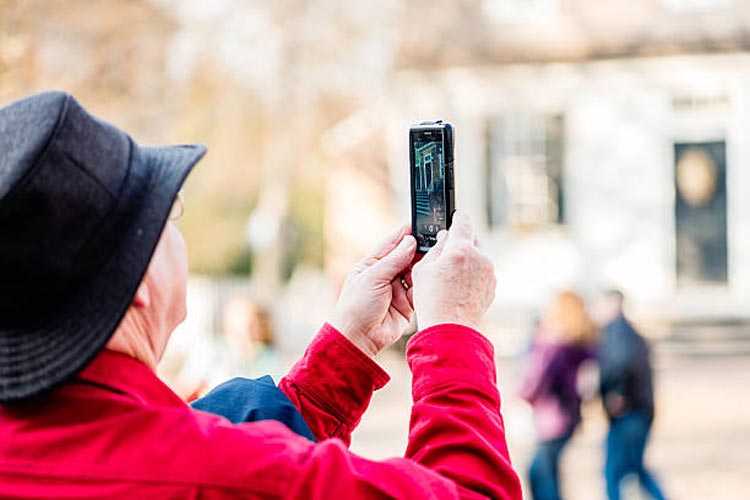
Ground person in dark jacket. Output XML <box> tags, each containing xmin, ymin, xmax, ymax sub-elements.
<box><xmin>519</xmin><ymin>291</ymin><xmax>597</xmax><ymax>500</ymax></box>
<box><xmin>594</xmin><ymin>290</ymin><xmax>667</xmax><ymax>500</ymax></box>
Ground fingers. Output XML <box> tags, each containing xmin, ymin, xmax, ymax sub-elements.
<box><xmin>436</xmin><ymin>228</ymin><xmax>449</xmax><ymax>247</ymax></box>
<box><xmin>410</xmin><ymin>252</ymin><xmax>425</xmax><ymax>267</ymax></box>
<box><xmin>367</xmin><ymin>225</ymin><xmax>410</xmax><ymax>261</ymax></box>
<box><xmin>390</xmin><ymin>278</ymin><xmax>413</xmax><ymax>320</ymax></box>
<box><xmin>447</xmin><ymin>209</ymin><xmax>474</xmax><ymax>245</ymax></box>
<box><xmin>371</xmin><ymin>235</ymin><xmax>417</xmax><ymax>281</ymax></box>
<box><xmin>420</xmin><ymin>229</ymin><xmax>449</xmax><ymax>263</ymax></box>
<box><xmin>399</xmin><ymin>270</ymin><xmax>414</xmax><ymax>308</ymax></box>
<box><xmin>402</xmin><ymin>269</ymin><xmax>413</xmax><ymax>289</ymax></box>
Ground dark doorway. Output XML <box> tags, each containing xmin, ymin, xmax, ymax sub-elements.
<box><xmin>674</xmin><ymin>141</ymin><xmax>728</xmax><ymax>286</ymax></box>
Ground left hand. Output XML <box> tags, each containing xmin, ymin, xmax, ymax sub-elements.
<box><xmin>329</xmin><ymin>226</ymin><xmax>417</xmax><ymax>357</ymax></box>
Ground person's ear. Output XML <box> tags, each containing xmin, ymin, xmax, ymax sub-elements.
<box><xmin>132</xmin><ymin>281</ymin><xmax>151</xmax><ymax>308</ymax></box>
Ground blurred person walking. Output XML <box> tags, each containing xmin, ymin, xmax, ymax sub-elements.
<box><xmin>594</xmin><ymin>290</ymin><xmax>666</xmax><ymax>500</ymax></box>
<box><xmin>519</xmin><ymin>291</ymin><xmax>597</xmax><ymax>500</ymax></box>
<box><xmin>157</xmin><ymin>297</ymin><xmax>283</xmax><ymax>402</ymax></box>
<box><xmin>215</xmin><ymin>297</ymin><xmax>283</xmax><ymax>382</ymax></box>
<box><xmin>0</xmin><ymin>92</ymin><xmax>521</xmax><ymax>498</ymax></box>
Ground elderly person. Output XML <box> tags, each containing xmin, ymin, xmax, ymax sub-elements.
<box><xmin>0</xmin><ymin>92</ymin><xmax>521</xmax><ymax>498</ymax></box>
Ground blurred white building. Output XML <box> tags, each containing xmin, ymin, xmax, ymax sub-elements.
<box><xmin>324</xmin><ymin>0</ymin><xmax>750</xmax><ymax>349</ymax></box>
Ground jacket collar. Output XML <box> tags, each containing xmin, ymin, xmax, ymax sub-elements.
<box><xmin>74</xmin><ymin>349</ymin><xmax>186</xmax><ymax>408</ymax></box>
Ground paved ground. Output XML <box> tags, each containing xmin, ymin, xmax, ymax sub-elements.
<box><xmin>349</xmin><ymin>350</ymin><xmax>750</xmax><ymax>499</ymax></box>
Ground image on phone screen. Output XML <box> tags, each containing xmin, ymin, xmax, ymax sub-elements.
<box><xmin>412</xmin><ymin>130</ymin><xmax>446</xmax><ymax>249</ymax></box>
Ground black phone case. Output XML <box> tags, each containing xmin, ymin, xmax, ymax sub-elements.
<box><xmin>410</xmin><ymin>121</ymin><xmax>455</xmax><ymax>253</ymax></box>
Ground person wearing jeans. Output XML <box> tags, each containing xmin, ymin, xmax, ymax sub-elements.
<box><xmin>605</xmin><ymin>411</ymin><xmax>665</xmax><ymax>500</ymax></box>
<box><xmin>594</xmin><ymin>290</ymin><xmax>667</xmax><ymax>500</ymax></box>
<box><xmin>519</xmin><ymin>291</ymin><xmax>597</xmax><ymax>500</ymax></box>
<box><xmin>527</xmin><ymin>431</ymin><xmax>574</xmax><ymax>500</ymax></box>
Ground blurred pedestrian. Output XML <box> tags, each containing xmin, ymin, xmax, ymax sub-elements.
<box><xmin>593</xmin><ymin>290</ymin><xmax>666</xmax><ymax>500</ymax></box>
<box><xmin>519</xmin><ymin>291</ymin><xmax>597</xmax><ymax>500</ymax></box>
<box><xmin>214</xmin><ymin>296</ymin><xmax>283</xmax><ymax>382</ymax></box>
<box><xmin>164</xmin><ymin>296</ymin><xmax>284</xmax><ymax>404</ymax></box>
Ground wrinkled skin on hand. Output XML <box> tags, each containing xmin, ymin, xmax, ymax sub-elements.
<box><xmin>412</xmin><ymin>210</ymin><xmax>496</xmax><ymax>331</ymax></box>
<box><xmin>330</xmin><ymin>210</ymin><xmax>497</xmax><ymax>357</ymax></box>
<box><xmin>330</xmin><ymin>226</ymin><xmax>417</xmax><ymax>357</ymax></box>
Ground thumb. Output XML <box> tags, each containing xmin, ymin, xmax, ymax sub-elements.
<box><xmin>371</xmin><ymin>235</ymin><xmax>416</xmax><ymax>282</ymax></box>
<box><xmin>421</xmin><ymin>229</ymin><xmax>448</xmax><ymax>263</ymax></box>
<box><xmin>447</xmin><ymin>209</ymin><xmax>474</xmax><ymax>245</ymax></box>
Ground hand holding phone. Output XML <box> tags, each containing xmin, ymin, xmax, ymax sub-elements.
<box><xmin>411</xmin><ymin>210</ymin><xmax>496</xmax><ymax>331</ymax></box>
<box><xmin>410</xmin><ymin>120</ymin><xmax>455</xmax><ymax>253</ymax></box>
<box><xmin>329</xmin><ymin>226</ymin><xmax>417</xmax><ymax>357</ymax></box>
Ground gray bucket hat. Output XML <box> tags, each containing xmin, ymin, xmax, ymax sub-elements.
<box><xmin>0</xmin><ymin>91</ymin><xmax>206</xmax><ymax>401</ymax></box>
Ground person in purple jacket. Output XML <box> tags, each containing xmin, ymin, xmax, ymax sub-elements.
<box><xmin>519</xmin><ymin>291</ymin><xmax>597</xmax><ymax>500</ymax></box>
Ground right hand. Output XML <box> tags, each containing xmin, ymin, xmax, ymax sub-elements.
<box><xmin>604</xmin><ymin>392</ymin><xmax>628</xmax><ymax>418</ymax></box>
<box><xmin>329</xmin><ymin>226</ymin><xmax>416</xmax><ymax>357</ymax></box>
<box><xmin>411</xmin><ymin>210</ymin><xmax>497</xmax><ymax>331</ymax></box>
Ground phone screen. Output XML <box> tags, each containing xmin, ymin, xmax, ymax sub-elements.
<box><xmin>411</xmin><ymin>129</ymin><xmax>447</xmax><ymax>250</ymax></box>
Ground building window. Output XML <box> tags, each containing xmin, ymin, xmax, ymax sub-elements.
<box><xmin>662</xmin><ymin>0</ymin><xmax>733</xmax><ymax>13</ymax></box>
<box><xmin>486</xmin><ymin>113</ymin><xmax>564</xmax><ymax>230</ymax></box>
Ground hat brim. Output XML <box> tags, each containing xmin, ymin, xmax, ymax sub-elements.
<box><xmin>0</xmin><ymin>143</ymin><xmax>206</xmax><ymax>401</ymax></box>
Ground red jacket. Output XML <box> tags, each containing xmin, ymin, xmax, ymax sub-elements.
<box><xmin>0</xmin><ymin>323</ymin><xmax>521</xmax><ymax>499</ymax></box>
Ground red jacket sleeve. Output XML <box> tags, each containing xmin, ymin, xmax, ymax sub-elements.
<box><xmin>280</xmin><ymin>323</ymin><xmax>522</xmax><ymax>499</ymax></box>
<box><xmin>279</xmin><ymin>323</ymin><xmax>390</xmax><ymax>445</ymax></box>
<box><xmin>405</xmin><ymin>324</ymin><xmax>522</xmax><ymax>499</ymax></box>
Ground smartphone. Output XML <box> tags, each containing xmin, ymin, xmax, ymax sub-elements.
<box><xmin>409</xmin><ymin>120</ymin><xmax>455</xmax><ymax>253</ymax></box>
